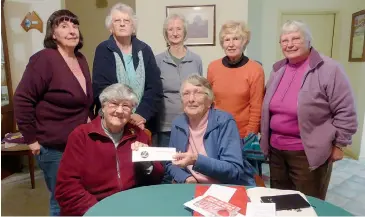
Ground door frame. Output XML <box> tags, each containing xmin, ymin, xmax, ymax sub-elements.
<box><xmin>276</xmin><ymin>11</ymin><xmax>340</xmax><ymax>60</ymax></box>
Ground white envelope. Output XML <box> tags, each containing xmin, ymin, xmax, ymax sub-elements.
<box><xmin>132</xmin><ymin>147</ymin><xmax>176</xmax><ymax>162</ymax></box>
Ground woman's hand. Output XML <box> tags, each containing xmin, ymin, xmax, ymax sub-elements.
<box><xmin>330</xmin><ymin>145</ymin><xmax>345</xmax><ymax>162</ymax></box>
<box><xmin>172</xmin><ymin>152</ymin><xmax>198</xmax><ymax>168</ymax></box>
<box><xmin>185</xmin><ymin>176</ymin><xmax>198</xmax><ymax>184</ymax></box>
<box><xmin>130</xmin><ymin>114</ymin><xmax>146</xmax><ymax>130</ymax></box>
<box><xmin>131</xmin><ymin>141</ymin><xmax>152</xmax><ymax>169</ymax></box>
<box><xmin>29</xmin><ymin>141</ymin><xmax>41</xmax><ymax>155</ymax></box>
<box><xmin>131</xmin><ymin>141</ymin><xmax>148</xmax><ymax>151</ymax></box>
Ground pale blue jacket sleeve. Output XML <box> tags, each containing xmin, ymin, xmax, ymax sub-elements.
<box><xmin>165</xmin><ymin>125</ymin><xmax>191</xmax><ymax>183</ymax></box>
<box><xmin>192</xmin><ymin>119</ymin><xmax>245</xmax><ymax>184</ymax></box>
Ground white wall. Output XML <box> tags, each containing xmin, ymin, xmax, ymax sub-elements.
<box><xmin>136</xmin><ymin>0</ymin><xmax>248</xmax><ymax>76</ymax></box>
<box><xmin>4</xmin><ymin>0</ymin><xmax>63</xmax><ymax>92</ymax></box>
<box><xmin>252</xmin><ymin>0</ymin><xmax>365</xmax><ymax>158</ymax></box>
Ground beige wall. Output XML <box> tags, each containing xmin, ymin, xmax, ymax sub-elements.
<box><xmin>254</xmin><ymin>0</ymin><xmax>365</xmax><ymax>158</ymax></box>
<box><xmin>4</xmin><ymin>0</ymin><xmax>63</xmax><ymax>93</ymax></box>
<box><xmin>136</xmin><ymin>0</ymin><xmax>249</xmax><ymax>76</ymax></box>
<box><xmin>65</xmin><ymin>0</ymin><xmax>136</xmax><ymax>71</ymax></box>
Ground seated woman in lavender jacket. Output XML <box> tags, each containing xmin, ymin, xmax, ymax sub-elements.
<box><xmin>260</xmin><ymin>20</ymin><xmax>357</xmax><ymax>200</ymax></box>
<box><xmin>165</xmin><ymin>74</ymin><xmax>255</xmax><ymax>185</ymax></box>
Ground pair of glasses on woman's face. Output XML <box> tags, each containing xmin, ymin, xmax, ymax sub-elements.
<box><xmin>107</xmin><ymin>101</ymin><xmax>133</xmax><ymax>112</ymax></box>
<box><xmin>113</xmin><ymin>18</ymin><xmax>131</xmax><ymax>25</ymax></box>
<box><xmin>182</xmin><ymin>90</ymin><xmax>207</xmax><ymax>100</ymax></box>
<box><xmin>280</xmin><ymin>37</ymin><xmax>302</xmax><ymax>47</ymax></box>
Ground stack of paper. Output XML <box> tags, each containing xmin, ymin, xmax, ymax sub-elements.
<box><xmin>246</xmin><ymin>187</ymin><xmax>318</xmax><ymax>216</ymax></box>
<box><xmin>184</xmin><ymin>185</ymin><xmax>277</xmax><ymax>217</ymax></box>
<box><xmin>184</xmin><ymin>185</ymin><xmax>241</xmax><ymax>216</ymax></box>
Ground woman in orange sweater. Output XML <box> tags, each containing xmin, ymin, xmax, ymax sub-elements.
<box><xmin>207</xmin><ymin>21</ymin><xmax>264</xmax><ymax>141</ymax></box>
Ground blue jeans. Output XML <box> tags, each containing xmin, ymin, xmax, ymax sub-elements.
<box><xmin>36</xmin><ymin>146</ymin><xmax>63</xmax><ymax>216</ymax></box>
<box><xmin>153</xmin><ymin>132</ymin><xmax>172</xmax><ymax>183</ymax></box>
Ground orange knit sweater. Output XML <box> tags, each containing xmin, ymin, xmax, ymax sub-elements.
<box><xmin>207</xmin><ymin>59</ymin><xmax>265</xmax><ymax>138</ymax></box>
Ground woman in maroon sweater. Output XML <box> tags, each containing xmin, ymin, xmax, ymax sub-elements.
<box><xmin>13</xmin><ymin>10</ymin><xmax>93</xmax><ymax>216</ymax></box>
<box><xmin>55</xmin><ymin>84</ymin><xmax>163</xmax><ymax>216</ymax></box>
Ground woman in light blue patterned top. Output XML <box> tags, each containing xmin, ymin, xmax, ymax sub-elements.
<box><xmin>93</xmin><ymin>3</ymin><xmax>162</xmax><ymax>133</ymax></box>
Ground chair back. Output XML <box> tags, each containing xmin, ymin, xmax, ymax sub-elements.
<box><xmin>144</xmin><ymin>129</ymin><xmax>152</xmax><ymax>144</ymax></box>
<box><xmin>254</xmin><ymin>174</ymin><xmax>266</xmax><ymax>187</ymax></box>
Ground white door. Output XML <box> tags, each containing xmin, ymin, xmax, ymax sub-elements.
<box><xmin>277</xmin><ymin>13</ymin><xmax>335</xmax><ymax>59</ymax></box>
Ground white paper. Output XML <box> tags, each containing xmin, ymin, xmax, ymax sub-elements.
<box><xmin>246</xmin><ymin>187</ymin><xmax>317</xmax><ymax>216</ymax></box>
<box><xmin>184</xmin><ymin>196</ymin><xmax>210</xmax><ymax>216</ymax></box>
<box><xmin>246</xmin><ymin>202</ymin><xmax>276</xmax><ymax>217</ymax></box>
<box><xmin>184</xmin><ymin>196</ymin><xmax>242</xmax><ymax>217</ymax></box>
<box><xmin>132</xmin><ymin>147</ymin><xmax>176</xmax><ymax>162</ymax></box>
<box><xmin>203</xmin><ymin>184</ymin><xmax>237</xmax><ymax>202</ymax></box>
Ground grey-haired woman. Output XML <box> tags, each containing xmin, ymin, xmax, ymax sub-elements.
<box><xmin>155</xmin><ymin>13</ymin><xmax>203</xmax><ymax>148</ymax></box>
<box><xmin>55</xmin><ymin>83</ymin><xmax>164</xmax><ymax>216</ymax></box>
<box><xmin>92</xmin><ymin>3</ymin><xmax>162</xmax><ymax>133</ymax></box>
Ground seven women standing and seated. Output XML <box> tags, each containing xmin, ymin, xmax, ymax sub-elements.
<box><xmin>12</xmin><ymin>2</ymin><xmax>358</xmax><ymax>207</ymax></box>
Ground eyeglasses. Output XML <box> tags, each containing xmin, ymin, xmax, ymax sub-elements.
<box><xmin>280</xmin><ymin>37</ymin><xmax>303</xmax><ymax>47</ymax></box>
<box><xmin>182</xmin><ymin>91</ymin><xmax>207</xmax><ymax>99</ymax></box>
<box><xmin>107</xmin><ymin>102</ymin><xmax>133</xmax><ymax>112</ymax></box>
<box><xmin>113</xmin><ymin>18</ymin><xmax>131</xmax><ymax>25</ymax></box>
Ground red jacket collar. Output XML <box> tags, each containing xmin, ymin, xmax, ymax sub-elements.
<box><xmin>87</xmin><ymin>116</ymin><xmax>140</xmax><ymax>141</ymax></box>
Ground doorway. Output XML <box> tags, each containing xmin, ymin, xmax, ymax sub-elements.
<box><xmin>277</xmin><ymin>13</ymin><xmax>336</xmax><ymax>60</ymax></box>
<box><xmin>65</xmin><ymin>0</ymin><xmax>136</xmax><ymax>72</ymax></box>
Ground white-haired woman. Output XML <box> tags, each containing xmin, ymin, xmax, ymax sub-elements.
<box><xmin>154</xmin><ymin>14</ymin><xmax>203</xmax><ymax>148</ymax></box>
<box><xmin>260</xmin><ymin>20</ymin><xmax>357</xmax><ymax>200</ymax></box>
<box><xmin>165</xmin><ymin>74</ymin><xmax>255</xmax><ymax>185</ymax></box>
<box><xmin>92</xmin><ymin>3</ymin><xmax>162</xmax><ymax>133</ymax></box>
<box><xmin>207</xmin><ymin>21</ymin><xmax>265</xmax><ymax>147</ymax></box>
<box><xmin>55</xmin><ymin>83</ymin><xmax>164</xmax><ymax>216</ymax></box>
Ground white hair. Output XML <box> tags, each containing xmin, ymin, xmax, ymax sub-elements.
<box><xmin>163</xmin><ymin>13</ymin><xmax>188</xmax><ymax>44</ymax></box>
<box><xmin>105</xmin><ymin>3</ymin><xmax>138</xmax><ymax>35</ymax></box>
<box><xmin>280</xmin><ymin>20</ymin><xmax>312</xmax><ymax>47</ymax></box>
<box><xmin>99</xmin><ymin>83</ymin><xmax>138</xmax><ymax>107</ymax></box>
<box><xmin>180</xmin><ymin>74</ymin><xmax>215</xmax><ymax>101</ymax></box>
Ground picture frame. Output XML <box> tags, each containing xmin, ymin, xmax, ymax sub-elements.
<box><xmin>166</xmin><ymin>5</ymin><xmax>216</xmax><ymax>46</ymax></box>
<box><xmin>349</xmin><ymin>10</ymin><xmax>365</xmax><ymax>62</ymax></box>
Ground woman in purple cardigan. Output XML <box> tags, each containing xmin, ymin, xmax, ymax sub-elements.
<box><xmin>13</xmin><ymin>10</ymin><xmax>93</xmax><ymax>216</ymax></box>
<box><xmin>260</xmin><ymin>20</ymin><xmax>357</xmax><ymax>200</ymax></box>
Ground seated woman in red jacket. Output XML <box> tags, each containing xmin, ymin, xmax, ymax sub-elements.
<box><xmin>55</xmin><ymin>83</ymin><xmax>163</xmax><ymax>216</ymax></box>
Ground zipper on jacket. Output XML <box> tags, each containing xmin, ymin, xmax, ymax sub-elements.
<box><xmin>115</xmin><ymin>147</ymin><xmax>123</xmax><ymax>190</ymax></box>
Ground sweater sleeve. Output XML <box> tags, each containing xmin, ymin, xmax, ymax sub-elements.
<box><xmin>92</xmin><ymin>43</ymin><xmax>118</xmax><ymax>115</ymax></box>
<box><xmin>246</xmin><ymin>66</ymin><xmax>265</xmax><ymax>135</ymax></box>
<box><xmin>198</xmin><ymin>56</ymin><xmax>203</xmax><ymax>76</ymax></box>
<box><xmin>192</xmin><ymin>119</ymin><xmax>245</xmax><ymax>184</ymax></box>
<box><xmin>327</xmin><ymin>64</ymin><xmax>357</xmax><ymax>146</ymax></box>
<box><xmin>135</xmin><ymin>45</ymin><xmax>163</xmax><ymax>121</ymax></box>
<box><xmin>13</xmin><ymin>52</ymin><xmax>51</xmax><ymax>144</ymax></box>
<box><xmin>165</xmin><ymin>125</ymin><xmax>192</xmax><ymax>183</ymax></box>
<box><xmin>55</xmin><ymin>128</ymin><xmax>98</xmax><ymax>216</ymax></box>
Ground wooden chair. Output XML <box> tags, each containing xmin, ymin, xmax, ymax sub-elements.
<box><xmin>1</xmin><ymin>144</ymin><xmax>35</xmax><ymax>189</ymax></box>
<box><xmin>254</xmin><ymin>174</ymin><xmax>266</xmax><ymax>187</ymax></box>
<box><xmin>144</xmin><ymin>129</ymin><xmax>152</xmax><ymax>144</ymax></box>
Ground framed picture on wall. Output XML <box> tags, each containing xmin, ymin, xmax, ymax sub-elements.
<box><xmin>349</xmin><ymin>9</ymin><xmax>365</xmax><ymax>62</ymax></box>
<box><xmin>166</xmin><ymin>5</ymin><xmax>216</xmax><ymax>46</ymax></box>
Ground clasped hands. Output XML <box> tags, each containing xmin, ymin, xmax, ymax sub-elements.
<box><xmin>172</xmin><ymin>152</ymin><xmax>199</xmax><ymax>184</ymax></box>
<box><xmin>129</xmin><ymin>114</ymin><xmax>146</xmax><ymax>130</ymax></box>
